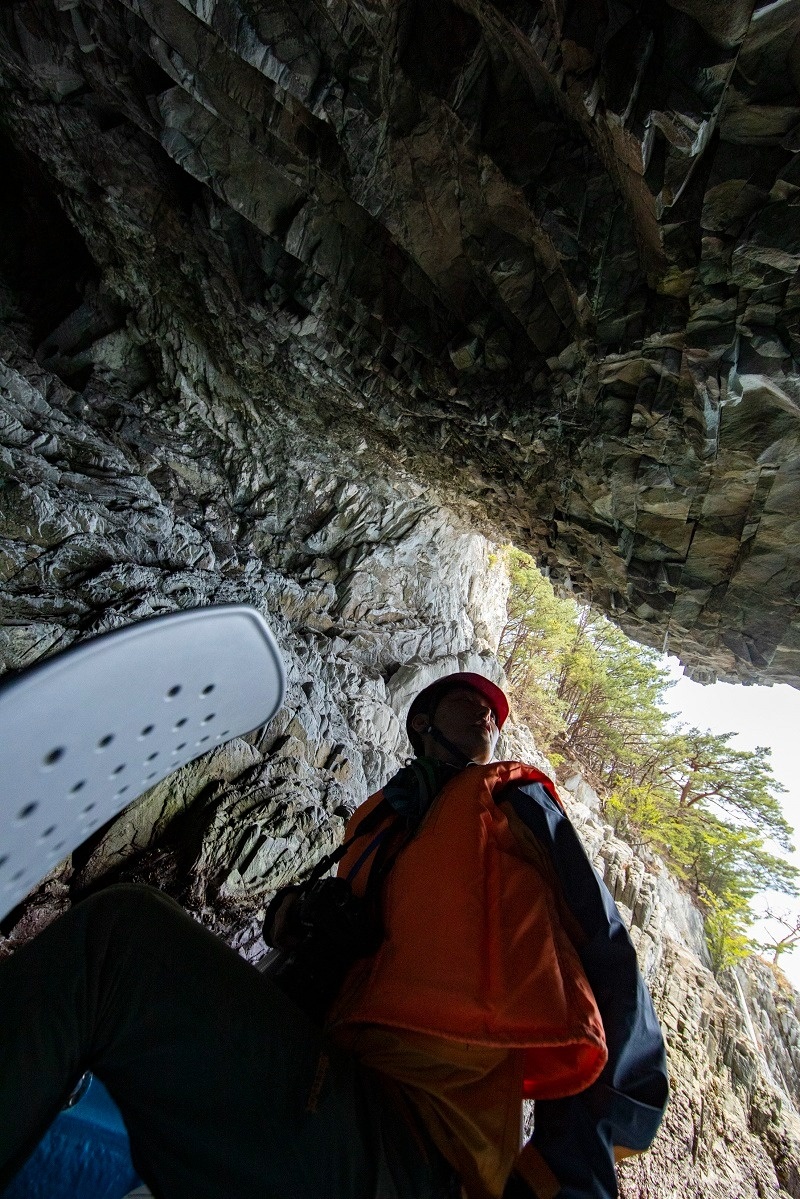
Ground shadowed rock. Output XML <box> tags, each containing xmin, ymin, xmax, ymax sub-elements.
<box><xmin>2</xmin><ymin>0</ymin><xmax>800</xmax><ymax>683</ymax></box>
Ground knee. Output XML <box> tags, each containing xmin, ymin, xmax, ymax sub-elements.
<box><xmin>78</xmin><ymin>883</ymin><xmax>185</xmax><ymax>938</ymax></box>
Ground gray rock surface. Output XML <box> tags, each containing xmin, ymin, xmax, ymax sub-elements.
<box><xmin>1</xmin><ymin>0</ymin><xmax>800</xmax><ymax>684</ymax></box>
<box><xmin>732</xmin><ymin>956</ymin><xmax>800</xmax><ymax>1113</ymax></box>
<box><xmin>0</xmin><ymin>330</ymin><xmax>506</xmax><ymax>940</ymax></box>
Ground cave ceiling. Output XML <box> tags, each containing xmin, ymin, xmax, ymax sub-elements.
<box><xmin>1</xmin><ymin>0</ymin><xmax>800</xmax><ymax>685</ymax></box>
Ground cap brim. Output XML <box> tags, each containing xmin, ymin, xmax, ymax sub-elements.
<box><xmin>407</xmin><ymin>671</ymin><xmax>509</xmax><ymax>733</ymax></box>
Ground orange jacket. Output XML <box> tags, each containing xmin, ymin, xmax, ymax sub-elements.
<box><xmin>332</xmin><ymin>761</ymin><xmax>608</xmax><ymax>1100</ymax></box>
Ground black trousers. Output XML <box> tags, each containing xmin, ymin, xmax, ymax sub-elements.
<box><xmin>0</xmin><ymin>885</ymin><xmax>456</xmax><ymax>1199</ymax></box>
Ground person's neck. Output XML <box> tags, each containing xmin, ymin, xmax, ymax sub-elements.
<box><xmin>425</xmin><ymin>727</ymin><xmax>471</xmax><ymax>767</ymax></box>
<box><xmin>415</xmin><ymin>755</ymin><xmax>461</xmax><ymax>781</ymax></box>
<box><xmin>425</xmin><ymin>752</ymin><xmax>464</xmax><ymax>770</ymax></box>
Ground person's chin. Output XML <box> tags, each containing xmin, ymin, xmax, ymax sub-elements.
<box><xmin>466</xmin><ymin>735</ymin><xmax>494</xmax><ymax>764</ymax></box>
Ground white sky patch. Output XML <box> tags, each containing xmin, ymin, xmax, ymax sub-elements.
<box><xmin>665</xmin><ymin>661</ymin><xmax>800</xmax><ymax>991</ymax></box>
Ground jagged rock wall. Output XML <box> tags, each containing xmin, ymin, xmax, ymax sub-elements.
<box><xmin>2</xmin><ymin>327</ymin><xmax>800</xmax><ymax>1197</ymax></box>
<box><xmin>2</xmin><ymin>3</ymin><xmax>800</xmax><ymax>1189</ymax></box>
<box><xmin>0</xmin><ymin>328</ymin><xmax>510</xmax><ymax>945</ymax></box>
<box><xmin>2</xmin><ymin>0</ymin><xmax>800</xmax><ymax>685</ymax></box>
<box><xmin>733</xmin><ymin>955</ymin><xmax>800</xmax><ymax>1114</ymax></box>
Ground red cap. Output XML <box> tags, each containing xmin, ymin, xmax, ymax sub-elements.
<box><xmin>406</xmin><ymin>672</ymin><xmax>510</xmax><ymax>743</ymax></box>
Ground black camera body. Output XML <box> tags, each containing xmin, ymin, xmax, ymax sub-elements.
<box><xmin>261</xmin><ymin>877</ymin><xmax>384</xmax><ymax>1023</ymax></box>
<box><xmin>279</xmin><ymin>877</ymin><xmax>383</xmax><ymax>959</ymax></box>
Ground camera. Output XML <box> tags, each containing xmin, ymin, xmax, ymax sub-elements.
<box><xmin>261</xmin><ymin>877</ymin><xmax>384</xmax><ymax>1022</ymax></box>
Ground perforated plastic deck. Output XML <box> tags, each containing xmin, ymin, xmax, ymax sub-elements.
<box><xmin>0</xmin><ymin>606</ymin><xmax>285</xmax><ymax>921</ymax></box>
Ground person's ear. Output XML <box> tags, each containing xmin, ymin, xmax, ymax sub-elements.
<box><xmin>410</xmin><ymin>713</ymin><xmax>430</xmax><ymax>735</ymax></box>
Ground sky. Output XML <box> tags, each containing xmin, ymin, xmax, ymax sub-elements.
<box><xmin>666</xmin><ymin>662</ymin><xmax>800</xmax><ymax>991</ymax></box>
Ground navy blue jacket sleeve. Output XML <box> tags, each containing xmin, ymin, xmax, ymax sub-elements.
<box><xmin>503</xmin><ymin>780</ymin><xmax>669</xmax><ymax>1199</ymax></box>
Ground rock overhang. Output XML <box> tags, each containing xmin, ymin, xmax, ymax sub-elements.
<box><xmin>1</xmin><ymin>0</ymin><xmax>799</xmax><ymax>685</ymax></box>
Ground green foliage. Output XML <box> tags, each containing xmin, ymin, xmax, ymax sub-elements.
<box><xmin>499</xmin><ymin>548</ymin><xmax>674</xmax><ymax>780</ymax></box>
<box><xmin>497</xmin><ymin>546</ymin><xmax>799</xmax><ymax>973</ymax></box>
<box><xmin>701</xmin><ymin>889</ymin><xmax>754</xmax><ymax>973</ymax></box>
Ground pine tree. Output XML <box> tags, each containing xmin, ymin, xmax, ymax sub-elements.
<box><xmin>497</xmin><ymin>546</ymin><xmax>799</xmax><ymax>971</ymax></box>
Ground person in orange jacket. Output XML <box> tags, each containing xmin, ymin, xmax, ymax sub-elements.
<box><xmin>325</xmin><ymin>673</ymin><xmax>669</xmax><ymax>1199</ymax></box>
<box><xmin>0</xmin><ymin>672</ymin><xmax>667</xmax><ymax>1199</ymax></box>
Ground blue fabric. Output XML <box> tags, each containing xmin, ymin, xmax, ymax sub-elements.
<box><xmin>503</xmin><ymin>781</ymin><xmax>669</xmax><ymax>1199</ymax></box>
<box><xmin>2</xmin><ymin>1075</ymin><xmax>139</xmax><ymax>1199</ymax></box>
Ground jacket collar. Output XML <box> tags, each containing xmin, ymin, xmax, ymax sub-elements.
<box><xmin>381</xmin><ymin>756</ymin><xmax>463</xmax><ymax>821</ymax></box>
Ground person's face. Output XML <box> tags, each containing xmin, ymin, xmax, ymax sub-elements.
<box><xmin>413</xmin><ymin>686</ymin><xmax>501</xmax><ymax>765</ymax></box>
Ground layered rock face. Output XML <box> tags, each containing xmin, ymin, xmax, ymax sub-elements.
<box><xmin>733</xmin><ymin>954</ymin><xmax>800</xmax><ymax>1113</ymax></box>
<box><xmin>2</xmin><ymin>335</ymin><xmax>800</xmax><ymax>1198</ymax></box>
<box><xmin>0</xmin><ymin>332</ymin><xmax>510</xmax><ymax>943</ymax></box>
<box><xmin>1</xmin><ymin>0</ymin><xmax>800</xmax><ymax>684</ymax></box>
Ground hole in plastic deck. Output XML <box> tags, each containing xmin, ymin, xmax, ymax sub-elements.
<box><xmin>43</xmin><ymin>747</ymin><xmax>65</xmax><ymax>767</ymax></box>
<box><xmin>17</xmin><ymin>803</ymin><xmax>38</xmax><ymax>820</ymax></box>
<box><xmin>97</xmin><ymin>734</ymin><xmax>114</xmax><ymax>749</ymax></box>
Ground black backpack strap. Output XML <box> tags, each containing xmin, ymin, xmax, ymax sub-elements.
<box><xmin>347</xmin><ymin>797</ymin><xmax>394</xmax><ymax>841</ymax></box>
<box><xmin>344</xmin><ymin>826</ymin><xmax>392</xmax><ymax>884</ymax></box>
<box><xmin>305</xmin><ymin>797</ymin><xmax>394</xmax><ymax>885</ymax></box>
<box><xmin>361</xmin><ymin>813</ymin><xmax>417</xmax><ymax>904</ymax></box>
